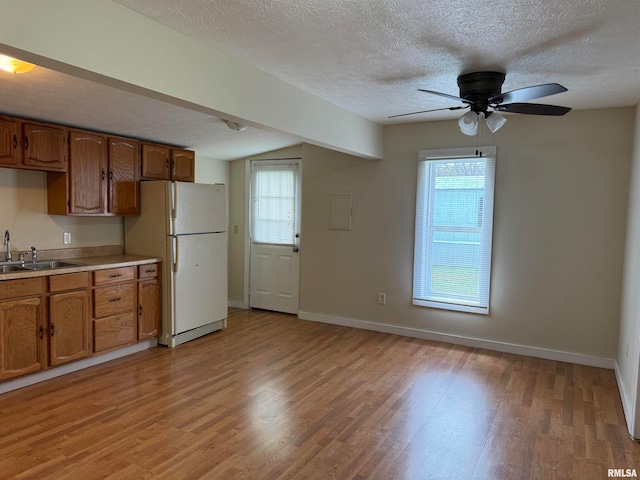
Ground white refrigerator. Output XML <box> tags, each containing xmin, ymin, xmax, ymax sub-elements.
<box><xmin>124</xmin><ymin>181</ymin><xmax>227</xmax><ymax>347</ymax></box>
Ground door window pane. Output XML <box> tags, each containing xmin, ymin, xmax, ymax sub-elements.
<box><xmin>252</xmin><ymin>163</ymin><xmax>298</xmax><ymax>245</ymax></box>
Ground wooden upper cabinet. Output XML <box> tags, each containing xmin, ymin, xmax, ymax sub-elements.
<box><xmin>0</xmin><ymin>116</ymin><xmax>20</xmax><ymax>166</ymax></box>
<box><xmin>141</xmin><ymin>143</ymin><xmax>195</xmax><ymax>182</ymax></box>
<box><xmin>23</xmin><ymin>122</ymin><xmax>67</xmax><ymax>172</ymax></box>
<box><xmin>108</xmin><ymin>137</ymin><xmax>140</xmax><ymax>215</ymax></box>
<box><xmin>171</xmin><ymin>149</ymin><xmax>195</xmax><ymax>182</ymax></box>
<box><xmin>68</xmin><ymin>130</ymin><xmax>107</xmax><ymax>215</ymax></box>
<box><xmin>141</xmin><ymin>143</ymin><xmax>170</xmax><ymax>180</ymax></box>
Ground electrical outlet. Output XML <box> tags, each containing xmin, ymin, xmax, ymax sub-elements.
<box><xmin>378</xmin><ymin>293</ymin><xmax>386</xmax><ymax>305</ymax></box>
<box><xmin>233</xmin><ymin>225</ymin><xmax>239</xmax><ymax>234</ymax></box>
<box><xmin>63</xmin><ymin>232</ymin><xmax>71</xmax><ymax>245</ymax></box>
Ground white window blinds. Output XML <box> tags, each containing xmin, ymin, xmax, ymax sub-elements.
<box><xmin>413</xmin><ymin>147</ymin><xmax>496</xmax><ymax>314</ymax></box>
<box><xmin>251</xmin><ymin>162</ymin><xmax>298</xmax><ymax>245</ymax></box>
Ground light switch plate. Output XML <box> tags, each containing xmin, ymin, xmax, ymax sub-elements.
<box><xmin>63</xmin><ymin>232</ymin><xmax>71</xmax><ymax>245</ymax></box>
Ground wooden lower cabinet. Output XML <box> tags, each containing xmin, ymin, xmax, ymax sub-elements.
<box><xmin>0</xmin><ymin>278</ymin><xmax>46</xmax><ymax>381</ymax></box>
<box><xmin>0</xmin><ymin>262</ymin><xmax>162</xmax><ymax>383</ymax></box>
<box><xmin>48</xmin><ymin>272</ymin><xmax>90</xmax><ymax>366</ymax></box>
<box><xmin>138</xmin><ymin>263</ymin><xmax>161</xmax><ymax>340</ymax></box>
<box><xmin>93</xmin><ymin>312</ymin><xmax>136</xmax><ymax>352</ymax></box>
<box><xmin>48</xmin><ymin>289</ymin><xmax>90</xmax><ymax>366</ymax></box>
<box><xmin>0</xmin><ymin>296</ymin><xmax>45</xmax><ymax>380</ymax></box>
<box><xmin>92</xmin><ymin>266</ymin><xmax>136</xmax><ymax>354</ymax></box>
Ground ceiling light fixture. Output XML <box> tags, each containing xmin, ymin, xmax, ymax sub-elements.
<box><xmin>485</xmin><ymin>112</ymin><xmax>507</xmax><ymax>133</ymax></box>
<box><xmin>458</xmin><ymin>111</ymin><xmax>478</xmax><ymax>136</ymax></box>
<box><xmin>222</xmin><ymin>119</ymin><xmax>247</xmax><ymax>132</ymax></box>
<box><xmin>0</xmin><ymin>54</ymin><xmax>36</xmax><ymax>74</ymax></box>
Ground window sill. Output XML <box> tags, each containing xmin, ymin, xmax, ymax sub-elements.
<box><xmin>413</xmin><ymin>298</ymin><xmax>489</xmax><ymax>315</ymax></box>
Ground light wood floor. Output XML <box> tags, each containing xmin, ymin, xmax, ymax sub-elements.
<box><xmin>1</xmin><ymin>308</ymin><xmax>638</xmax><ymax>479</ymax></box>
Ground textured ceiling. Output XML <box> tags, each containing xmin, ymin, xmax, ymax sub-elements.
<box><xmin>1</xmin><ymin>0</ymin><xmax>639</xmax><ymax>160</ymax></box>
<box><xmin>0</xmin><ymin>67</ymin><xmax>299</xmax><ymax>160</ymax></box>
<box><xmin>115</xmin><ymin>0</ymin><xmax>640</xmax><ymax>122</ymax></box>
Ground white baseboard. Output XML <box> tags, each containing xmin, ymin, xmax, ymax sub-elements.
<box><xmin>228</xmin><ymin>300</ymin><xmax>248</xmax><ymax>309</ymax></box>
<box><xmin>615</xmin><ymin>361</ymin><xmax>636</xmax><ymax>438</ymax></box>
<box><xmin>298</xmin><ymin>310</ymin><xmax>616</xmax><ymax>370</ymax></box>
<box><xmin>0</xmin><ymin>339</ymin><xmax>157</xmax><ymax>395</ymax></box>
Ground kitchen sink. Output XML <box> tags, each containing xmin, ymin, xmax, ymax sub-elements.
<box><xmin>18</xmin><ymin>260</ymin><xmax>85</xmax><ymax>271</ymax></box>
<box><xmin>0</xmin><ymin>265</ymin><xmax>23</xmax><ymax>273</ymax></box>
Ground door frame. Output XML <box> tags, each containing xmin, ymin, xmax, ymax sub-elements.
<box><xmin>243</xmin><ymin>158</ymin><xmax>302</xmax><ymax>311</ymax></box>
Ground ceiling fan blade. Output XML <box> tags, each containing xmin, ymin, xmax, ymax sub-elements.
<box><xmin>418</xmin><ymin>89</ymin><xmax>473</xmax><ymax>104</ymax></box>
<box><xmin>490</xmin><ymin>83</ymin><xmax>567</xmax><ymax>104</ymax></box>
<box><xmin>494</xmin><ymin>103</ymin><xmax>571</xmax><ymax>116</ymax></box>
<box><xmin>388</xmin><ymin>105</ymin><xmax>467</xmax><ymax>119</ymax></box>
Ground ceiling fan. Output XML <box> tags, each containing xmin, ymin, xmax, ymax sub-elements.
<box><xmin>390</xmin><ymin>71</ymin><xmax>571</xmax><ymax>135</ymax></box>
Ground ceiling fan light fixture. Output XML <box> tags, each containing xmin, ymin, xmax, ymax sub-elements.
<box><xmin>0</xmin><ymin>54</ymin><xmax>36</xmax><ymax>74</ymax></box>
<box><xmin>486</xmin><ymin>112</ymin><xmax>507</xmax><ymax>133</ymax></box>
<box><xmin>458</xmin><ymin>111</ymin><xmax>478</xmax><ymax>136</ymax></box>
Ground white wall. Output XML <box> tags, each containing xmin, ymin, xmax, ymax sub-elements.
<box><xmin>0</xmin><ymin>155</ymin><xmax>229</xmax><ymax>257</ymax></box>
<box><xmin>195</xmin><ymin>155</ymin><xmax>229</xmax><ymax>186</ymax></box>
<box><xmin>0</xmin><ymin>168</ymin><xmax>122</xmax><ymax>253</ymax></box>
<box><xmin>617</xmin><ymin>102</ymin><xmax>640</xmax><ymax>436</ymax></box>
<box><xmin>297</xmin><ymin>108</ymin><xmax>634</xmax><ymax>361</ymax></box>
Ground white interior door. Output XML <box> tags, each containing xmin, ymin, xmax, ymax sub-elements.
<box><xmin>249</xmin><ymin>160</ymin><xmax>301</xmax><ymax>314</ymax></box>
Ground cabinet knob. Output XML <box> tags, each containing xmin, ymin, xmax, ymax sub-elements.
<box><xmin>101</xmin><ymin>169</ymin><xmax>106</xmax><ymax>180</ymax></box>
<box><xmin>39</xmin><ymin>325</ymin><xmax>44</xmax><ymax>339</ymax></box>
<box><xmin>13</xmin><ymin>134</ymin><xmax>17</xmax><ymax>150</ymax></box>
<box><xmin>24</xmin><ymin>135</ymin><xmax>29</xmax><ymax>150</ymax></box>
<box><xmin>50</xmin><ymin>323</ymin><xmax>55</xmax><ymax>337</ymax></box>
<box><xmin>139</xmin><ymin>304</ymin><xmax>143</xmax><ymax>316</ymax></box>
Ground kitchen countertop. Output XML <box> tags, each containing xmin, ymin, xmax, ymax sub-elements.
<box><xmin>0</xmin><ymin>254</ymin><xmax>162</xmax><ymax>281</ymax></box>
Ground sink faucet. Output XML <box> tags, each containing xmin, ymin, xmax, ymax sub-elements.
<box><xmin>3</xmin><ymin>230</ymin><xmax>10</xmax><ymax>262</ymax></box>
<box><xmin>31</xmin><ymin>246</ymin><xmax>37</xmax><ymax>264</ymax></box>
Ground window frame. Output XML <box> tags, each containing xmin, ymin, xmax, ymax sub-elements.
<box><xmin>413</xmin><ymin>147</ymin><xmax>496</xmax><ymax>315</ymax></box>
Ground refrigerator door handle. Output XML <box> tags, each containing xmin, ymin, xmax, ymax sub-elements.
<box><xmin>172</xmin><ymin>181</ymin><xmax>178</xmax><ymax>220</ymax></box>
<box><xmin>172</xmin><ymin>236</ymin><xmax>179</xmax><ymax>273</ymax></box>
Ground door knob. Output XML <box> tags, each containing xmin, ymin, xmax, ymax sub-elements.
<box><xmin>293</xmin><ymin>246</ymin><xmax>299</xmax><ymax>253</ymax></box>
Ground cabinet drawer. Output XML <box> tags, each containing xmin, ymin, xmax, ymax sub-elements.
<box><xmin>138</xmin><ymin>263</ymin><xmax>159</xmax><ymax>279</ymax></box>
<box><xmin>93</xmin><ymin>283</ymin><xmax>134</xmax><ymax>318</ymax></box>
<box><xmin>0</xmin><ymin>278</ymin><xmax>44</xmax><ymax>300</ymax></box>
<box><xmin>49</xmin><ymin>272</ymin><xmax>90</xmax><ymax>293</ymax></box>
<box><xmin>93</xmin><ymin>267</ymin><xmax>135</xmax><ymax>286</ymax></box>
<box><xmin>93</xmin><ymin>312</ymin><xmax>135</xmax><ymax>353</ymax></box>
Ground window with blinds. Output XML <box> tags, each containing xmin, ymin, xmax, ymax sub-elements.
<box><xmin>413</xmin><ymin>147</ymin><xmax>496</xmax><ymax>314</ymax></box>
<box><xmin>251</xmin><ymin>162</ymin><xmax>298</xmax><ymax>245</ymax></box>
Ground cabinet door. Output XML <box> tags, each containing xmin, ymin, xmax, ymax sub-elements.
<box><xmin>171</xmin><ymin>149</ymin><xmax>195</xmax><ymax>182</ymax></box>
<box><xmin>138</xmin><ymin>278</ymin><xmax>160</xmax><ymax>340</ymax></box>
<box><xmin>0</xmin><ymin>297</ymin><xmax>45</xmax><ymax>380</ymax></box>
<box><xmin>108</xmin><ymin>138</ymin><xmax>140</xmax><ymax>215</ymax></box>
<box><xmin>0</xmin><ymin>116</ymin><xmax>20</xmax><ymax>166</ymax></box>
<box><xmin>49</xmin><ymin>290</ymin><xmax>89</xmax><ymax>366</ymax></box>
<box><xmin>23</xmin><ymin>122</ymin><xmax>67</xmax><ymax>171</ymax></box>
<box><xmin>141</xmin><ymin>143</ymin><xmax>170</xmax><ymax>180</ymax></box>
<box><xmin>69</xmin><ymin>130</ymin><xmax>107</xmax><ymax>214</ymax></box>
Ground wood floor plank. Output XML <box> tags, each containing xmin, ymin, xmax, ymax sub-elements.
<box><xmin>0</xmin><ymin>307</ymin><xmax>638</xmax><ymax>479</ymax></box>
